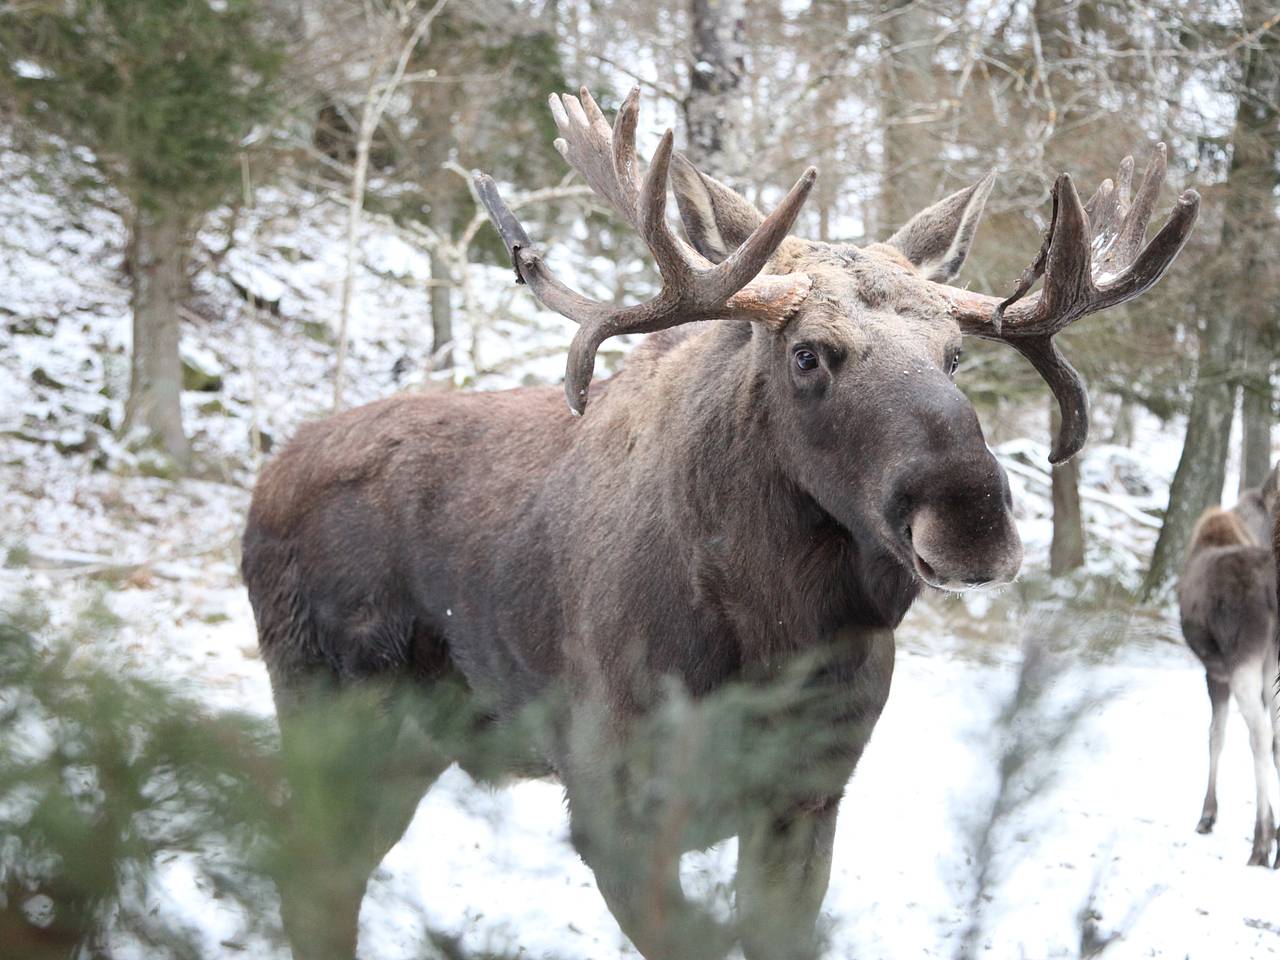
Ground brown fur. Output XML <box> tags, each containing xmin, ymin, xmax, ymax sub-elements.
<box><xmin>1188</xmin><ymin>507</ymin><xmax>1256</xmax><ymax>554</ymax></box>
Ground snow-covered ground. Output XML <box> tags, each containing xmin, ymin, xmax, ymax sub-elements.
<box><xmin>357</xmin><ymin>631</ymin><xmax>1280</xmax><ymax>960</ymax></box>
<box><xmin>3</xmin><ymin>136</ymin><xmax>1279</xmax><ymax>960</ymax></box>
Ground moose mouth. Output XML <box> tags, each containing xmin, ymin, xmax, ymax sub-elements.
<box><xmin>910</xmin><ymin>550</ymin><xmax>994</xmax><ymax>592</ymax></box>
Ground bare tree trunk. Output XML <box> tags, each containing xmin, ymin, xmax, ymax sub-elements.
<box><xmin>809</xmin><ymin>0</ymin><xmax>844</xmax><ymax>242</ymax></box>
<box><xmin>1237</xmin><ymin>1</ymin><xmax>1280</xmax><ymax>492</ymax></box>
<box><xmin>1049</xmin><ymin>399</ymin><xmax>1085</xmax><ymax>575</ymax></box>
<box><xmin>1239</xmin><ymin>327</ymin><xmax>1273</xmax><ymax>493</ymax></box>
<box><xmin>879</xmin><ymin>0</ymin><xmax>937</xmax><ymax>232</ymax></box>
<box><xmin>1034</xmin><ymin>0</ymin><xmax>1086</xmax><ymax>575</ymax></box>
<box><xmin>1144</xmin><ymin>0</ymin><xmax>1279</xmax><ymax>598</ymax></box>
<box><xmin>332</xmin><ymin>104</ymin><xmax>375</xmax><ymax>412</ymax></box>
<box><xmin>1109</xmin><ymin>395</ymin><xmax>1135</xmax><ymax>447</ymax></box>
<box><xmin>429</xmin><ymin>245</ymin><xmax>453</xmax><ymax>371</ymax></box>
<box><xmin>1142</xmin><ymin>319</ymin><xmax>1237</xmax><ymax>599</ymax></box>
<box><xmin>123</xmin><ymin>207</ymin><xmax>191</xmax><ymax>470</ymax></box>
<box><xmin>683</xmin><ymin>0</ymin><xmax>746</xmax><ymax>180</ymax></box>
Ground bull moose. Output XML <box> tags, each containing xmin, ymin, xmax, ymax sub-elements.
<box><xmin>242</xmin><ymin>87</ymin><xmax>1199</xmax><ymax>959</ymax></box>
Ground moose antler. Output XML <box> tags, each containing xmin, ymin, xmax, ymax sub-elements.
<box><xmin>941</xmin><ymin>145</ymin><xmax>1200</xmax><ymax>463</ymax></box>
<box><xmin>474</xmin><ymin>86</ymin><xmax>816</xmax><ymax>415</ymax></box>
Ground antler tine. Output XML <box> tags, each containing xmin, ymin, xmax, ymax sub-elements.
<box><xmin>705</xmin><ymin>166</ymin><xmax>818</xmax><ymax>305</ymax></box>
<box><xmin>1012</xmin><ymin>337</ymin><xmax>1089</xmax><ymax>465</ymax></box>
<box><xmin>1084</xmin><ymin>155</ymin><xmax>1121</xmax><ymax>230</ymax></box>
<box><xmin>1083</xmin><ymin>176</ymin><xmax>1115</xmax><ymax>227</ymax></box>
<box><xmin>1026</xmin><ymin>172</ymin><xmax>1092</xmax><ymax>326</ymax></box>
<box><xmin>578</xmin><ymin>85</ymin><xmax>611</xmax><ymax>136</ymax></box>
<box><xmin>473</xmin><ymin>172</ymin><xmax>607</xmax><ymax>322</ymax></box>
<box><xmin>1115</xmin><ymin>153</ymin><xmax>1134</xmax><ymax>208</ymax></box>
<box><xmin>639</xmin><ymin>130</ymin><xmax>695</xmax><ymax>286</ymax></box>
<box><xmin>608</xmin><ymin>87</ymin><xmax>642</xmax><ymax>222</ymax></box>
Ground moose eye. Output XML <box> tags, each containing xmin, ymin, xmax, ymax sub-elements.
<box><xmin>948</xmin><ymin>348</ymin><xmax>962</xmax><ymax>377</ymax></box>
<box><xmin>794</xmin><ymin>349</ymin><xmax>819</xmax><ymax>372</ymax></box>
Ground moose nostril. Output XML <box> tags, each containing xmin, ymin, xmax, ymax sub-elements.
<box><xmin>914</xmin><ymin>554</ymin><xmax>937</xmax><ymax>582</ymax></box>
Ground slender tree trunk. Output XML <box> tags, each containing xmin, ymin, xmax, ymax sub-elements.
<box><xmin>1142</xmin><ymin>318</ymin><xmax>1238</xmax><ymax>598</ymax></box>
<box><xmin>333</xmin><ymin>106</ymin><xmax>374</xmax><ymax>412</ymax></box>
<box><xmin>683</xmin><ymin>0</ymin><xmax>746</xmax><ymax>180</ymax></box>
<box><xmin>427</xmin><ymin>193</ymin><xmax>455</xmax><ymax>371</ymax></box>
<box><xmin>1049</xmin><ymin>399</ymin><xmax>1085</xmax><ymax>575</ymax></box>
<box><xmin>1143</xmin><ymin>1</ymin><xmax>1279</xmax><ymax>598</ymax></box>
<box><xmin>429</xmin><ymin>245</ymin><xmax>453</xmax><ymax>371</ymax></box>
<box><xmin>879</xmin><ymin>0</ymin><xmax>937</xmax><ymax>232</ymax></box>
<box><xmin>810</xmin><ymin>0</ymin><xmax>844</xmax><ymax>242</ymax></box>
<box><xmin>1236</xmin><ymin>1</ymin><xmax>1280</xmax><ymax>492</ymax></box>
<box><xmin>1033</xmin><ymin>0</ymin><xmax>1086</xmax><ymax>574</ymax></box>
<box><xmin>1239</xmin><ymin>327</ymin><xmax>1272</xmax><ymax>493</ymax></box>
<box><xmin>123</xmin><ymin>207</ymin><xmax>191</xmax><ymax>470</ymax></box>
<box><xmin>1109</xmin><ymin>395</ymin><xmax>1135</xmax><ymax>447</ymax></box>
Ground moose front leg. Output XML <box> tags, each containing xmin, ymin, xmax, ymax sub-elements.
<box><xmin>735</xmin><ymin>796</ymin><xmax>841</xmax><ymax>960</ymax></box>
<box><xmin>569</xmin><ymin>817</ymin><xmax>734</xmax><ymax>960</ymax></box>
<box><xmin>562</xmin><ymin>712</ymin><xmax>734</xmax><ymax>960</ymax></box>
<box><xmin>734</xmin><ymin>623</ymin><xmax>895</xmax><ymax>960</ymax></box>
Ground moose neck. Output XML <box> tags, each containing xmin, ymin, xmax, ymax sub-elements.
<box><xmin>634</xmin><ymin>322</ymin><xmax>921</xmax><ymax>643</ymax></box>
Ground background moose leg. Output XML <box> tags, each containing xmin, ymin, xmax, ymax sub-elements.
<box><xmin>735</xmin><ymin>626</ymin><xmax>895</xmax><ymax>960</ymax></box>
<box><xmin>1227</xmin><ymin>661</ymin><xmax>1276</xmax><ymax>865</ymax></box>
<box><xmin>1269</xmin><ymin>645</ymin><xmax>1280</xmax><ymax>869</ymax></box>
<box><xmin>1197</xmin><ymin>674</ymin><xmax>1229</xmax><ymax>833</ymax></box>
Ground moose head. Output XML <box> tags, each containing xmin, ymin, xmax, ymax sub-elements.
<box><xmin>476</xmin><ymin>87</ymin><xmax>1199</xmax><ymax>592</ymax></box>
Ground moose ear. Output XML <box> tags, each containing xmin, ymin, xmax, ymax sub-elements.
<box><xmin>671</xmin><ymin>152</ymin><xmax>767</xmax><ymax>263</ymax></box>
<box><xmin>884</xmin><ymin>172</ymin><xmax>995</xmax><ymax>282</ymax></box>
